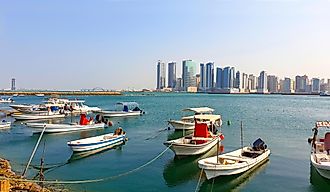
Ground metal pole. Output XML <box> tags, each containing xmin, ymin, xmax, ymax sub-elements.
<box><xmin>22</xmin><ymin>124</ymin><xmax>47</xmax><ymax>177</ymax></box>
<box><xmin>240</xmin><ymin>121</ymin><xmax>243</xmax><ymax>149</ymax></box>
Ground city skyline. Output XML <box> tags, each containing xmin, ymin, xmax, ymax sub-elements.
<box><xmin>1</xmin><ymin>0</ymin><xmax>330</xmax><ymax>90</ymax></box>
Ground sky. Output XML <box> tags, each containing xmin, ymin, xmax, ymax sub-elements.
<box><xmin>0</xmin><ymin>0</ymin><xmax>329</xmax><ymax>90</ymax></box>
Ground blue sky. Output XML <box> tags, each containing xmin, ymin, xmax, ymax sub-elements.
<box><xmin>0</xmin><ymin>0</ymin><xmax>329</xmax><ymax>90</ymax></box>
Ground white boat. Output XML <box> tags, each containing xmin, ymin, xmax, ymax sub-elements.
<box><xmin>0</xmin><ymin>97</ymin><xmax>14</xmax><ymax>103</ymax></box>
<box><xmin>10</xmin><ymin>104</ymin><xmax>46</xmax><ymax>113</ymax></box>
<box><xmin>320</xmin><ymin>91</ymin><xmax>330</xmax><ymax>97</ymax></box>
<box><xmin>67</xmin><ymin>128</ymin><xmax>126</xmax><ymax>152</ymax></box>
<box><xmin>35</xmin><ymin>94</ymin><xmax>45</xmax><ymax>97</ymax></box>
<box><xmin>164</xmin><ymin>115</ymin><xmax>224</xmax><ymax>156</ymax></box>
<box><xmin>100</xmin><ymin>102</ymin><xmax>143</xmax><ymax>117</ymax></box>
<box><xmin>198</xmin><ymin>138</ymin><xmax>270</xmax><ymax>180</ymax></box>
<box><xmin>11</xmin><ymin>112</ymin><xmax>66</xmax><ymax>120</ymax></box>
<box><xmin>26</xmin><ymin>122</ymin><xmax>105</xmax><ymax>133</ymax></box>
<box><xmin>310</xmin><ymin>121</ymin><xmax>330</xmax><ymax>179</ymax></box>
<box><xmin>0</xmin><ymin>121</ymin><xmax>11</xmax><ymax>129</ymax></box>
<box><xmin>168</xmin><ymin>107</ymin><xmax>221</xmax><ymax>130</ymax></box>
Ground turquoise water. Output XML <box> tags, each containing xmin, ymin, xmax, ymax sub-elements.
<box><xmin>0</xmin><ymin>94</ymin><xmax>330</xmax><ymax>191</ymax></box>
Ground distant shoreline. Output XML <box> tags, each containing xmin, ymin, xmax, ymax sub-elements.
<box><xmin>0</xmin><ymin>91</ymin><xmax>122</xmax><ymax>96</ymax></box>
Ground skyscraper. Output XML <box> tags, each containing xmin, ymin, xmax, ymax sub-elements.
<box><xmin>11</xmin><ymin>78</ymin><xmax>16</xmax><ymax>91</ymax></box>
<box><xmin>205</xmin><ymin>62</ymin><xmax>214</xmax><ymax>89</ymax></box>
<box><xmin>235</xmin><ymin>71</ymin><xmax>242</xmax><ymax>89</ymax></box>
<box><xmin>222</xmin><ymin>67</ymin><xmax>235</xmax><ymax>89</ymax></box>
<box><xmin>216</xmin><ymin>68</ymin><xmax>223</xmax><ymax>89</ymax></box>
<box><xmin>182</xmin><ymin>60</ymin><xmax>197</xmax><ymax>90</ymax></box>
<box><xmin>199</xmin><ymin>63</ymin><xmax>205</xmax><ymax>90</ymax></box>
<box><xmin>156</xmin><ymin>60</ymin><xmax>166</xmax><ymax>89</ymax></box>
<box><xmin>282</xmin><ymin>77</ymin><xmax>294</xmax><ymax>93</ymax></box>
<box><xmin>242</xmin><ymin>73</ymin><xmax>248</xmax><ymax>92</ymax></box>
<box><xmin>311</xmin><ymin>78</ymin><xmax>320</xmax><ymax>93</ymax></box>
<box><xmin>248</xmin><ymin>74</ymin><xmax>258</xmax><ymax>91</ymax></box>
<box><xmin>258</xmin><ymin>71</ymin><xmax>268</xmax><ymax>93</ymax></box>
<box><xmin>295</xmin><ymin>75</ymin><xmax>308</xmax><ymax>93</ymax></box>
<box><xmin>267</xmin><ymin>75</ymin><xmax>278</xmax><ymax>93</ymax></box>
<box><xmin>168</xmin><ymin>62</ymin><xmax>176</xmax><ymax>88</ymax></box>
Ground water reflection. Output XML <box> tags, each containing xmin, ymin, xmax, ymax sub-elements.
<box><xmin>163</xmin><ymin>146</ymin><xmax>218</xmax><ymax>187</ymax></box>
<box><xmin>68</xmin><ymin>144</ymin><xmax>124</xmax><ymax>163</ymax></box>
<box><xmin>309</xmin><ymin>163</ymin><xmax>330</xmax><ymax>191</ymax></box>
<box><xmin>199</xmin><ymin>159</ymin><xmax>269</xmax><ymax>192</ymax></box>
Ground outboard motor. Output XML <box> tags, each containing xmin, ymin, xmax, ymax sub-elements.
<box><xmin>252</xmin><ymin>138</ymin><xmax>267</xmax><ymax>151</ymax></box>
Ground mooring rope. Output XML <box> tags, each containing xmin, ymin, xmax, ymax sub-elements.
<box><xmin>145</xmin><ymin>128</ymin><xmax>169</xmax><ymax>140</ymax></box>
<box><xmin>194</xmin><ymin>168</ymin><xmax>204</xmax><ymax>192</ymax></box>
<box><xmin>0</xmin><ymin>144</ymin><xmax>172</xmax><ymax>184</ymax></box>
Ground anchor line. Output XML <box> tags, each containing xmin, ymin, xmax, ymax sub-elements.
<box><xmin>0</xmin><ymin>144</ymin><xmax>172</xmax><ymax>184</ymax></box>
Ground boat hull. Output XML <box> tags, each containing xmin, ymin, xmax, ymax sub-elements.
<box><xmin>67</xmin><ymin>133</ymin><xmax>126</xmax><ymax>152</ymax></box>
<box><xmin>311</xmin><ymin>154</ymin><xmax>330</xmax><ymax>180</ymax></box>
<box><xmin>12</xmin><ymin>114</ymin><xmax>65</xmax><ymax>120</ymax></box>
<box><xmin>164</xmin><ymin>136</ymin><xmax>220</xmax><ymax>156</ymax></box>
<box><xmin>198</xmin><ymin>147</ymin><xmax>270</xmax><ymax>180</ymax></box>
<box><xmin>26</xmin><ymin>123</ymin><xmax>105</xmax><ymax>133</ymax></box>
<box><xmin>101</xmin><ymin>111</ymin><xmax>141</xmax><ymax>117</ymax></box>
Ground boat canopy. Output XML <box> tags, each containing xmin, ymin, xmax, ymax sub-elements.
<box><xmin>316</xmin><ymin>121</ymin><xmax>330</xmax><ymax>128</ymax></box>
<box><xmin>116</xmin><ymin>102</ymin><xmax>139</xmax><ymax>106</ymax></box>
<box><xmin>182</xmin><ymin>107</ymin><xmax>214</xmax><ymax>114</ymax></box>
<box><xmin>194</xmin><ymin>114</ymin><xmax>221</xmax><ymax>122</ymax></box>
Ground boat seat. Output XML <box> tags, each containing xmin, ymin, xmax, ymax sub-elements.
<box><xmin>324</xmin><ymin>132</ymin><xmax>330</xmax><ymax>154</ymax></box>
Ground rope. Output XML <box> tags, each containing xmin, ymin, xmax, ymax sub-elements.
<box><xmin>145</xmin><ymin>128</ymin><xmax>169</xmax><ymax>140</ymax></box>
<box><xmin>194</xmin><ymin>168</ymin><xmax>203</xmax><ymax>192</ymax></box>
<box><xmin>0</xmin><ymin>144</ymin><xmax>172</xmax><ymax>184</ymax></box>
<box><xmin>210</xmin><ymin>178</ymin><xmax>215</xmax><ymax>192</ymax></box>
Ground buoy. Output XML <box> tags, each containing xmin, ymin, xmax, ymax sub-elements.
<box><xmin>108</xmin><ymin>121</ymin><xmax>113</xmax><ymax>127</ymax></box>
<box><xmin>227</xmin><ymin>120</ymin><xmax>231</xmax><ymax>126</ymax></box>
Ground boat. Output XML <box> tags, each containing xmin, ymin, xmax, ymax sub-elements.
<box><xmin>67</xmin><ymin>127</ymin><xmax>126</xmax><ymax>152</ymax></box>
<box><xmin>0</xmin><ymin>97</ymin><xmax>14</xmax><ymax>103</ymax></box>
<box><xmin>198</xmin><ymin>138</ymin><xmax>270</xmax><ymax>180</ymax></box>
<box><xmin>310</xmin><ymin>121</ymin><xmax>330</xmax><ymax>179</ymax></box>
<box><xmin>99</xmin><ymin>102</ymin><xmax>143</xmax><ymax>117</ymax></box>
<box><xmin>35</xmin><ymin>93</ymin><xmax>45</xmax><ymax>97</ymax></box>
<box><xmin>0</xmin><ymin>120</ymin><xmax>11</xmax><ymax>129</ymax></box>
<box><xmin>10</xmin><ymin>104</ymin><xmax>47</xmax><ymax>113</ymax></box>
<box><xmin>320</xmin><ymin>91</ymin><xmax>330</xmax><ymax>97</ymax></box>
<box><xmin>164</xmin><ymin>115</ymin><xmax>224</xmax><ymax>156</ymax></box>
<box><xmin>168</xmin><ymin>107</ymin><xmax>221</xmax><ymax>130</ymax></box>
<box><xmin>11</xmin><ymin>111</ymin><xmax>66</xmax><ymax>120</ymax></box>
<box><xmin>26</xmin><ymin>114</ymin><xmax>106</xmax><ymax>133</ymax></box>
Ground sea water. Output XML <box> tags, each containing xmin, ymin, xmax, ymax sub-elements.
<box><xmin>0</xmin><ymin>93</ymin><xmax>329</xmax><ymax>192</ymax></box>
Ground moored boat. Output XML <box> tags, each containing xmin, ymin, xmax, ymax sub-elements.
<box><xmin>198</xmin><ymin>138</ymin><xmax>270</xmax><ymax>180</ymax></box>
<box><xmin>0</xmin><ymin>121</ymin><xmax>11</xmax><ymax>129</ymax></box>
<box><xmin>168</xmin><ymin>107</ymin><xmax>221</xmax><ymax>130</ymax></box>
<box><xmin>0</xmin><ymin>97</ymin><xmax>14</xmax><ymax>103</ymax></box>
<box><xmin>67</xmin><ymin>127</ymin><xmax>126</xmax><ymax>152</ymax></box>
<box><xmin>99</xmin><ymin>102</ymin><xmax>143</xmax><ymax>117</ymax></box>
<box><xmin>310</xmin><ymin>121</ymin><xmax>330</xmax><ymax>180</ymax></box>
<box><xmin>164</xmin><ymin>115</ymin><xmax>224</xmax><ymax>156</ymax></box>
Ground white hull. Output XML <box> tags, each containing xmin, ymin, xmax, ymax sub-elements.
<box><xmin>164</xmin><ymin>136</ymin><xmax>220</xmax><ymax>156</ymax></box>
<box><xmin>168</xmin><ymin>120</ymin><xmax>195</xmax><ymax>130</ymax></box>
<box><xmin>67</xmin><ymin>133</ymin><xmax>126</xmax><ymax>152</ymax></box>
<box><xmin>311</xmin><ymin>154</ymin><xmax>330</xmax><ymax>179</ymax></box>
<box><xmin>101</xmin><ymin>111</ymin><xmax>141</xmax><ymax>117</ymax></box>
<box><xmin>12</xmin><ymin>113</ymin><xmax>65</xmax><ymax>120</ymax></box>
<box><xmin>198</xmin><ymin>147</ymin><xmax>270</xmax><ymax>180</ymax></box>
<box><xmin>26</xmin><ymin>122</ymin><xmax>105</xmax><ymax>133</ymax></box>
<box><xmin>0</xmin><ymin>122</ymin><xmax>11</xmax><ymax>129</ymax></box>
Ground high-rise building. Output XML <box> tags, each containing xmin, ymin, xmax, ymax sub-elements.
<box><xmin>11</xmin><ymin>78</ymin><xmax>16</xmax><ymax>91</ymax></box>
<box><xmin>311</xmin><ymin>78</ymin><xmax>320</xmax><ymax>93</ymax></box>
<box><xmin>216</xmin><ymin>68</ymin><xmax>223</xmax><ymax>89</ymax></box>
<box><xmin>282</xmin><ymin>77</ymin><xmax>294</xmax><ymax>93</ymax></box>
<box><xmin>223</xmin><ymin>67</ymin><xmax>235</xmax><ymax>89</ymax></box>
<box><xmin>295</xmin><ymin>75</ymin><xmax>308</xmax><ymax>93</ymax></box>
<box><xmin>267</xmin><ymin>75</ymin><xmax>278</xmax><ymax>93</ymax></box>
<box><xmin>167</xmin><ymin>62</ymin><xmax>176</xmax><ymax>88</ymax></box>
<box><xmin>182</xmin><ymin>60</ymin><xmax>197</xmax><ymax>90</ymax></box>
<box><xmin>235</xmin><ymin>71</ymin><xmax>243</xmax><ymax>89</ymax></box>
<box><xmin>242</xmin><ymin>73</ymin><xmax>248</xmax><ymax>92</ymax></box>
<box><xmin>156</xmin><ymin>60</ymin><xmax>166</xmax><ymax>90</ymax></box>
<box><xmin>257</xmin><ymin>71</ymin><xmax>268</xmax><ymax>93</ymax></box>
<box><xmin>328</xmin><ymin>79</ymin><xmax>330</xmax><ymax>92</ymax></box>
<box><xmin>205</xmin><ymin>62</ymin><xmax>214</xmax><ymax>89</ymax></box>
<box><xmin>199</xmin><ymin>63</ymin><xmax>205</xmax><ymax>90</ymax></box>
<box><xmin>248</xmin><ymin>74</ymin><xmax>258</xmax><ymax>92</ymax></box>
